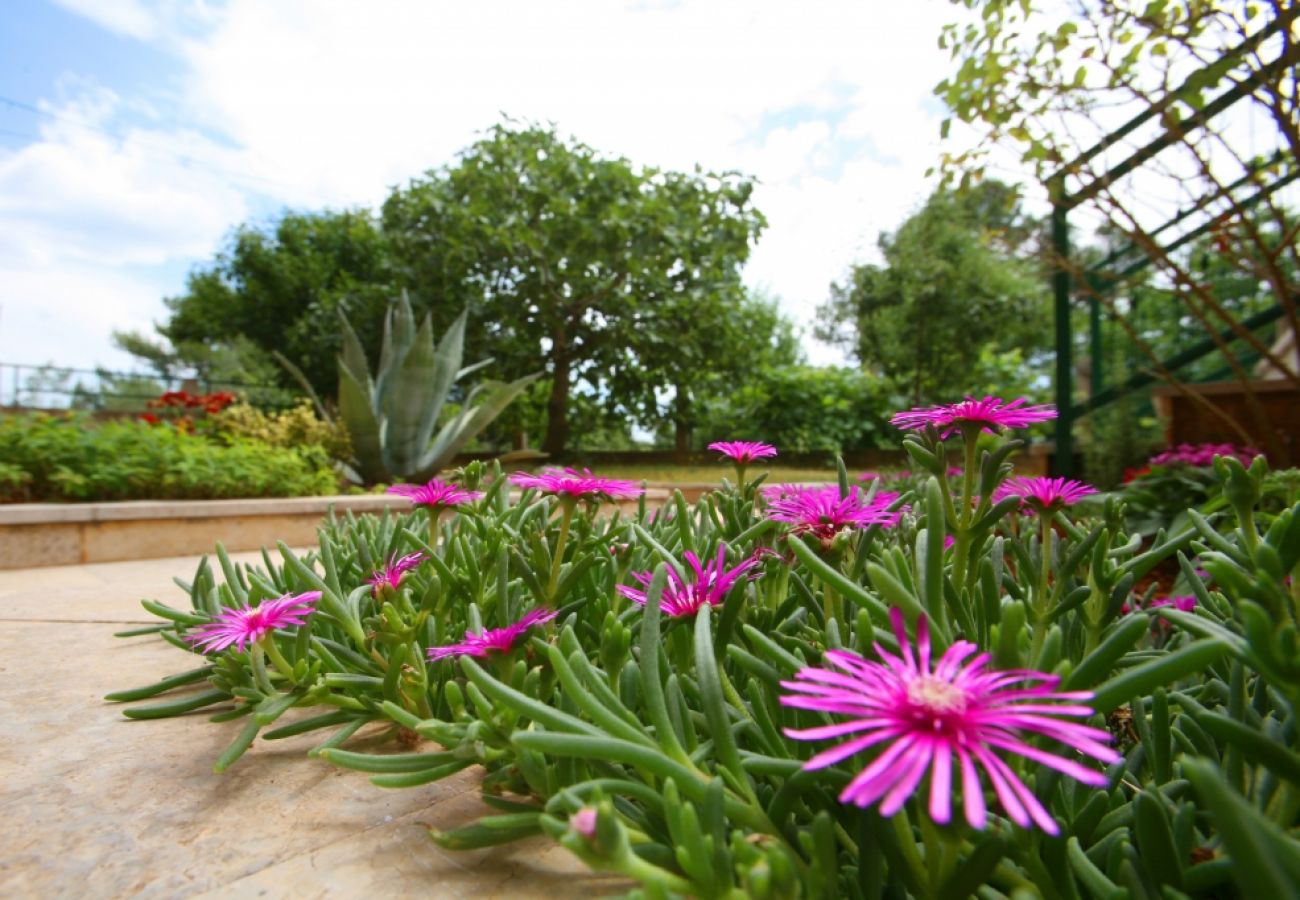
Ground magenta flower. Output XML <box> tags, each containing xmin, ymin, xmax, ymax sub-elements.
<box><xmin>708</xmin><ymin>441</ymin><xmax>778</xmax><ymax>464</ymax></box>
<box><xmin>187</xmin><ymin>591</ymin><xmax>321</xmax><ymax>654</ymax></box>
<box><xmin>618</xmin><ymin>544</ymin><xmax>758</xmax><ymax>617</ymax></box>
<box><xmin>427</xmin><ymin>608</ymin><xmax>558</xmax><ymax>661</ymax></box>
<box><xmin>1149</xmin><ymin>443</ymin><xmax>1262</xmax><ymax>468</ymax></box>
<box><xmin>994</xmin><ymin>476</ymin><xmax>1096</xmax><ymax>514</ymax></box>
<box><xmin>387</xmin><ymin>478</ymin><xmax>483</xmax><ymax>508</ymax></box>
<box><xmin>766</xmin><ymin>484</ymin><xmax>901</xmax><ymax>541</ymax></box>
<box><xmin>509</xmin><ymin>467</ymin><xmax>643</xmax><ymax>502</ymax></box>
<box><xmin>781</xmin><ymin>609</ymin><xmax>1119</xmax><ymax>833</ymax></box>
<box><xmin>366</xmin><ymin>551</ymin><xmax>426</xmax><ymax>594</ymax></box>
<box><xmin>891</xmin><ymin>396</ymin><xmax>1057</xmax><ymax>436</ymax></box>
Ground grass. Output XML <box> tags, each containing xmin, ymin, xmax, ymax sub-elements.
<box><xmin>588</xmin><ymin>464</ymin><xmax>845</xmax><ymax>484</ymax></box>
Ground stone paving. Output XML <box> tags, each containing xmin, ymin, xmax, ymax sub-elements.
<box><xmin>0</xmin><ymin>551</ymin><xmax>627</xmax><ymax>898</ymax></box>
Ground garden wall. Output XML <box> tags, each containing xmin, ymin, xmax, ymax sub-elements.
<box><xmin>0</xmin><ymin>489</ymin><xmax>674</xmax><ymax>570</ymax></box>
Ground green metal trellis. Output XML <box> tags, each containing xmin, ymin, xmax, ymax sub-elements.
<box><xmin>1047</xmin><ymin>7</ymin><xmax>1299</xmax><ymax>476</ymax></box>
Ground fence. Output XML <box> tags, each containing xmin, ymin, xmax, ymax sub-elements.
<box><xmin>0</xmin><ymin>362</ymin><xmax>294</xmax><ymax>412</ymax></box>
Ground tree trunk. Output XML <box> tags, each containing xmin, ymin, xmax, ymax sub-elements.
<box><xmin>542</xmin><ymin>344</ymin><xmax>571</xmax><ymax>456</ymax></box>
<box><xmin>673</xmin><ymin>384</ymin><xmax>692</xmax><ymax>464</ymax></box>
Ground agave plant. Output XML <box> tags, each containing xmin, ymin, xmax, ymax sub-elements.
<box><xmin>280</xmin><ymin>293</ymin><xmax>538</xmax><ymax>484</ymax></box>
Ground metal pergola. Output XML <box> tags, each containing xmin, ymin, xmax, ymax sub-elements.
<box><xmin>1046</xmin><ymin>7</ymin><xmax>1299</xmax><ymax>476</ymax></box>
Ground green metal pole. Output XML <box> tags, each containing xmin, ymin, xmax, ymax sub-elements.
<box><xmin>1051</xmin><ymin>177</ymin><xmax>1074</xmax><ymax>478</ymax></box>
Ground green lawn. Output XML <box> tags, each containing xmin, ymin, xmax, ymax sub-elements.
<box><xmin>588</xmin><ymin>464</ymin><xmax>843</xmax><ymax>484</ymax></box>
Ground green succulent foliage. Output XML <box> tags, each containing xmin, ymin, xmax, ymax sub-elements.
<box><xmin>299</xmin><ymin>293</ymin><xmax>539</xmax><ymax>484</ymax></box>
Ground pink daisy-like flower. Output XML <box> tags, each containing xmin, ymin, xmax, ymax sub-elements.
<box><xmin>508</xmin><ymin>467</ymin><xmax>643</xmax><ymax>502</ymax></box>
<box><xmin>994</xmin><ymin>476</ymin><xmax>1096</xmax><ymax>514</ymax></box>
<box><xmin>781</xmin><ymin>609</ymin><xmax>1119</xmax><ymax>833</ymax></box>
<box><xmin>187</xmin><ymin>591</ymin><xmax>322</xmax><ymax>654</ymax></box>
<box><xmin>890</xmin><ymin>396</ymin><xmax>1057</xmax><ymax>436</ymax></box>
<box><xmin>766</xmin><ymin>484</ymin><xmax>902</xmax><ymax>541</ymax></box>
<box><xmin>618</xmin><ymin>544</ymin><xmax>758</xmax><ymax>617</ymax></box>
<box><xmin>427</xmin><ymin>608</ymin><xmax>558</xmax><ymax>661</ymax></box>
<box><xmin>387</xmin><ymin>478</ymin><xmax>483</xmax><ymax>508</ymax></box>
<box><xmin>708</xmin><ymin>441</ymin><xmax>778</xmax><ymax>464</ymax></box>
<box><xmin>366</xmin><ymin>551</ymin><xmax>426</xmax><ymax>595</ymax></box>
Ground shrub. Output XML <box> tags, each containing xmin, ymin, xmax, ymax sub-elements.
<box><xmin>0</xmin><ymin>413</ymin><xmax>339</xmax><ymax>502</ymax></box>
<box><xmin>202</xmin><ymin>399</ymin><xmax>353</xmax><ymax>463</ymax></box>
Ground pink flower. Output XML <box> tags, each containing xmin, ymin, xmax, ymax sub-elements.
<box><xmin>427</xmin><ymin>608</ymin><xmax>558</xmax><ymax>661</ymax></box>
<box><xmin>618</xmin><ymin>545</ymin><xmax>758</xmax><ymax>617</ymax></box>
<box><xmin>509</xmin><ymin>467</ymin><xmax>643</xmax><ymax>502</ymax></box>
<box><xmin>995</xmin><ymin>476</ymin><xmax>1096</xmax><ymax>513</ymax></box>
<box><xmin>387</xmin><ymin>478</ymin><xmax>483</xmax><ymax>508</ymax></box>
<box><xmin>781</xmin><ymin>609</ymin><xmax>1119</xmax><ymax>834</ymax></box>
<box><xmin>187</xmin><ymin>591</ymin><xmax>322</xmax><ymax>654</ymax></box>
<box><xmin>1149</xmin><ymin>443</ymin><xmax>1261</xmax><ymax>468</ymax></box>
<box><xmin>766</xmin><ymin>485</ymin><xmax>901</xmax><ymax>541</ymax></box>
<box><xmin>708</xmin><ymin>441</ymin><xmax>778</xmax><ymax>464</ymax></box>
<box><xmin>366</xmin><ymin>552</ymin><xmax>426</xmax><ymax>594</ymax></box>
<box><xmin>891</xmin><ymin>396</ymin><xmax>1057</xmax><ymax>436</ymax></box>
<box><xmin>570</xmin><ymin>807</ymin><xmax>599</xmax><ymax>840</ymax></box>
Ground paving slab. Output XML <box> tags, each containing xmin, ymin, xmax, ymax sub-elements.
<box><xmin>0</xmin><ymin>551</ymin><xmax>627</xmax><ymax>898</ymax></box>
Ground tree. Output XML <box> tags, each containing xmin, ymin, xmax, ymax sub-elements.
<box><xmin>382</xmin><ymin>122</ymin><xmax>767</xmax><ymax>455</ymax></box>
<box><xmin>697</xmin><ymin>365</ymin><xmax>899</xmax><ymax>454</ymax></box>
<box><xmin>149</xmin><ymin>209</ymin><xmax>395</xmax><ymax>398</ymax></box>
<box><xmin>816</xmin><ymin>182</ymin><xmax>1048</xmax><ymax>403</ymax></box>
<box><xmin>614</xmin><ymin>288</ymin><xmax>804</xmax><ymax>453</ymax></box>
<box><xmin>935</xmin><ymin>0</ymin><xmax>1300</xmax><ymax>458</ymax></box>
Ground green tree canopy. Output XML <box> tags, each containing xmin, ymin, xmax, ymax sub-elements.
<box><xmin>155</xmin><ymin>209</ymin><xmax>394</xmax><ymax>398</ymax></box>
<box><xmin>816</xmin><ymin>181</ymin><xmax>1048</xmax><ymax>403</ymax></box>
<box><xmin>382</xmin><ymin>122</ymin><xmax>768</xmax><ymax>454</ymax></box>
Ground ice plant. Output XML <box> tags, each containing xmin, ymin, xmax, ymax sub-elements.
<box><xmin>781</xmin><ymin>609</ymin><xmax>1119</xmax><ymax>834</ymax></box>
<box><xmin>1149</xmin><ymin>442</ymin><xmax>1261</xmax><ymax>468</ymax></box>
<box><xmin>708</xmin><ymin>440</ymin><xmax>777</xmax><ymax>464</ymax></box>
<box><xmin>890</xmin><ymin>395</ymin><xmax>1057</xmax><ymax>436</ymax></box>
<box><xmin>508</xmin><ymin>467</ymin><xmax>643</xmax><ymax>502</ymax></box>
<box><xmin>766</xmin><ymin>484</ymin><xmax>901</xmax><ymax>543</ymax></box>
<box><xmin>618</xmin><ymin>544</ymin><xmax>758</xmax><ymax>617</ymax></box>
<box><xmin>427</xmin><ymin>607</ymin><xmax>558</xmax><ymax>661</ymax></box>
<box><xmin>994</xmin><ymin>476</ymin><xmax>1097</xmax><ymax>514</ymax></box>
<box><xmin>366</xmin><ymin>551</ymin><xmax>426</xmax><ymax>595</ymax></box>
<box><xmin>387</xmin><ymin>478</ymin><xmax>483</xmax><ymax>509</ymax></box>
<box><xmin>187</xmin><ymin>591</ymin><xmax>321</xmax><ymax>654</ymax></box>
<box><xmin>708</xmin><ymin>440</ymin><xmax>776</xmax><ymax>490</ymax></box>
<box><xmin>510</xmin><ymin>468</ymin><xmax>643</xmax><ymax>601</ymax></box>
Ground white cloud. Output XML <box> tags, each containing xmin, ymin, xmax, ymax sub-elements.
<box><xmin>0</xmin><ymin>86</ymin><xmax>248</xmax><ymax>268</ymax></box>
<box><xmin>13</xmin><ymin>0</ymin><xmax>973</xmax><ymax>369</ymax></box>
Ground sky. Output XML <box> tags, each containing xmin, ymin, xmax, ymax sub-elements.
<box><xmin>0</xmin><ymin>0</ymin><xmax>983</xmax><ymax>380</ymax></box>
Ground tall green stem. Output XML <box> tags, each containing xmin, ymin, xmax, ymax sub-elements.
<box><xmin>1029</xmin><ymin>511</ymin><xmax>1056</xmax><ymax>666</ymax></box>
<box><xmin>950</xmin><ymin>431</ymin><xmax>980</xmax><ymax>596</ymax></box>
<box><xmin>547</xmin><ymin>498</ymin><xmax>578</xmax><ymax>603</ymax></box>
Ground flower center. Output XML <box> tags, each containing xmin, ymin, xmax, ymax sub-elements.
<box><xmin>907</xmin><ymin>675</ymin><xmax>968</xmax><ymax>717</ymax></box>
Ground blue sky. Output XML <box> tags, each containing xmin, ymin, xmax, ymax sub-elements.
<box><xmin>0</xmin><ymin>0</ymin><xmax>968</xmax><ymax>379</ymax></box>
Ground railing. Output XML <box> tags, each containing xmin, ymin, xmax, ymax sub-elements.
<box><xmin>0</xmin><ymin>362</ymin><xmax>294</xmax><ymax>411</ymax></box>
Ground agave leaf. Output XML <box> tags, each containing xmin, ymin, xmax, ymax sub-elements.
<box><xmin>415</xmin><ymin>372</ymin><xmax>541</xmax><ymax>480</ymax></box>
<box><xmin>338</xmin><ymin>314</ymin><xmax>374</xmax><ymax>403</ymax></box>
<box><xmin>456</xmin><ymin>356</ymin><xmax>495</xmax><ymax>381</ymax></box>
<box><xmin>415</xmin><ymin>309</ymin><xmax>468</xmax><ymax>453</ymax></box>
<box><xmin>376</xmin><ymin>291</ymin><xmax>417</xmax><ymax>409</ymax></box>
<box><xmin>271</xmin><ymin>350</ymin><xmax>331</xmax><ymax>422</ymax></box>
<box><xmin>338</xmin><ymin>364</ymin><xmax>387</xmax><ymax>484</ymax></box>
<box><xmin>382</xmin><ymin>314</ymin><xmax>440</xmax><ymax>477</ymax></box>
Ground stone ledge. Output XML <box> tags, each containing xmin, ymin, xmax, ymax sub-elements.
<box><xmin>0</xmin><ymin>493</ymin><xmax>411</xmax><ymax>525</ymax></box>
<box><xmin>0</xmin><ymin>489</ymin><xmax>675</xmax><ymax>569</ymax></box>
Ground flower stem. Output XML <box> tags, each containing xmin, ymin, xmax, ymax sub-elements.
<box><xmin>547</xmin><ymin>498</ymin><xmax>578</xmax><ymax>603</ymax></box>
<box><xmin>1029</xmin><ymin>511</ymin><xmax>1056</xmax><ymax>666</ymax></box>
<box><xmin>261</xmin><ymin>636</ymin><xmax>297</xmax><ymax>684</ymax></box>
